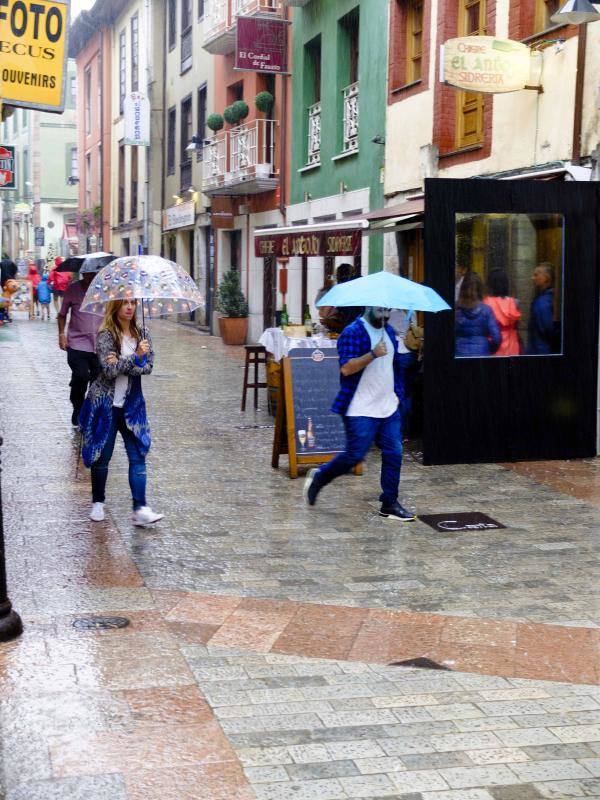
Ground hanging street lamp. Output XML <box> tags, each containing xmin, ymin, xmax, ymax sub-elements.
<box><xmin>550</xmin><ymin>0</ymin><xmax>600</xmax><ymax>24</ymax></box>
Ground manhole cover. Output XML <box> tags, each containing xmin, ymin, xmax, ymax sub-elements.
<box><xmin>72</xmin><ymin>616</ymin><xmax>130</xmax><ymax>630</ymax></box>
<box><xmin>391</xmin><ymin>657</ymin><xmax>451</xmax><ymax>671</ymax></box>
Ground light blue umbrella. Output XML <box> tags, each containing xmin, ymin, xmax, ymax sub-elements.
<box><xmin>316</xmin><ymin>270</ymin><xmax>450</xmax><ymax>313</ymax></box>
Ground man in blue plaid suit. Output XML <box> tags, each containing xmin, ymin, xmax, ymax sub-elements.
<box><xmin>304</xmin><ymin>307</ymin><xmax>416</xmax><ymax>521</ymax></box>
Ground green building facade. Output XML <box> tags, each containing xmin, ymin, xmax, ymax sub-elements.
<box><xmin>290</xmin><ymin>0</ymin><xmax>388</xmax><ymax>273</ymax></box>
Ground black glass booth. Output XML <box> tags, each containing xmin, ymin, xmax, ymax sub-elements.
<box><xmin>423</xmin><ymin>178</ymin><xmax>600</xmax><ymax>465</ymax></box>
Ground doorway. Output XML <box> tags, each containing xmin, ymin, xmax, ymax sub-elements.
<box><xmin>263</xmin><ymin>256</ymin><xmax>276</xmax><ymax>330</ymax></box>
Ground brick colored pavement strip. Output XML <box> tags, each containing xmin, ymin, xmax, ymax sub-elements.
<box><xmin>0</xmin><ymin>320</ymin><xmax>599</xmax><ymax>800</ymax></box>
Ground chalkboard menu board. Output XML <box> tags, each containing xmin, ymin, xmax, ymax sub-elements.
<box><xmin>272</xmin><ymin>347</ymin><xmax>363</xmax><ymax>478</ymax></box>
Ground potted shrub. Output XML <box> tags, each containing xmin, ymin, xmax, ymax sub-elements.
<box><xmin>255</xmin><ymin>91</ymin><xmax>274</xmax><ymax>116</ymax></box>
<box><xmin>216</xmin><ymin>268</ymin><xmax>249</xmax><ymax>345</ymax></box>
<box><xmin>206</xmin><ymin>113</ymin><xmax>224</xmax><ymax>134</ymax></box>
<box><xmin>232</xmin><ymin>100</ymin><xmax>249</xmax><ymax>123</ymax></box>
<box><xmin>223</xmin><ymin>104</ymin><xmax>239</xmax><ymax>126</ymax></box>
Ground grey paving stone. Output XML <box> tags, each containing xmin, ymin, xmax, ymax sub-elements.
<box><xmin>496</xmin><ymin>729</ymin><xmax>561</xmax><ymax>747</ymax></box>
<box><xmin>340</xmin><ymin>773</ymin><xmax>398</xmax><ymax>797</ymax></box>
<box><xmin>488</xmin><ymin>786</ymin><xmax>545</xmax><ymax>800</ymax></box>
<box><xmin>286</xmin><ymin>760</ymin><xmax>360</xmax><ymax>781</ymax></box>
<box><xmin>390</xmin><ymin>770</ymin><xmax>450</xmax><ymax>793</ymax></box>
<box><xmin>401</xmin><ymin>753</ymin><xmax>473</xmax><ymax>771</ymax></box>
<box><xmin>523</xmin><ymin>743</ymin><xmax>597</xmax><ymax>760</ymax></box>
<box><xmin>252</xmin><ymin>778</ymin><xmax>347</xmax><ymax>800</ymax></box>
<box><xmin>533</xmin><ymin>778</ymin><xmax>600</xmax><ymax>797</ymax></box>
<box><xmin>439</xmin><ymin>765</ymin><xmax>519</xmax><ymax>789</ymax></box>
<box><xmin>509</xmin><ymin>760</ymin><xmax>593</xmax><ymax>783</ymax></box>
<box><xmin>6</xmin><ymin>775</ymin><xmax>128</xmax><ymax>800</ymax></box>
<box><xmin>549</xmin><ymin>725</ymin><xmax>600</xmax><ymax>744</ymax></box>
<box><xmin>244</xmin><ymin>766</ymin><xmax>289</xmax><ymax>783</ymax></box>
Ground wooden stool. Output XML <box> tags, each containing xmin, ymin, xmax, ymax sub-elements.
<box><xmin>241</xmin><ymin>345</ymin><xmax>268</xmax><ymax>411</ymax></box>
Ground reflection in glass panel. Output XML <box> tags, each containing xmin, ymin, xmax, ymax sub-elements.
<box><xmin>455</xmin><ymin>213</ymin><xmax>564</xmax><ymax>358</ymax></box>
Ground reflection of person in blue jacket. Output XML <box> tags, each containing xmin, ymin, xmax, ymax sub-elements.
<box><xmin>527</xmin><ymin>263</ymin><xmax>558</xmax><ymax>355</ymax></box>
<box><xmin>455</xmin><ymin>273</ymin><xmax>501</xmax><ymax>358</ymax></box>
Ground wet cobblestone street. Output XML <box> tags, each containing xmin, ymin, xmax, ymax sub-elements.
<box><xmin>0</xmin><ymin>318</ymin><xmax>599</xmax><ymax>800</ymax></box>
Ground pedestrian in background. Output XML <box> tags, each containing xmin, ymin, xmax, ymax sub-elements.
<box><xmin>304</xmin><ymin>306</ymin><xmax>415</xmax><ymax>521</ymax></box>
<box><xmin>57</xmin><ymin>265</ymin><xmax>103</xmax><ymax>426</ymax></box>
<box><xmin>0</xmin><ymin>259</ymin><xmax>17</xmax><ymax>323</ymax></box>
<box><xmin>455</xmin><ymin>272</ymin><xmax>501</xmax><ymax>358</ymax></box>
<box><xmin>80</xmin><ymin>298</ymin><xmax>163</xmax><ymax>527</ymax></box>
<box><xmin>484</xmin><ymin>269</ymin><xmax>521</xmax><ymax>357</ymax></box>
<box><xmin>36</xmin><ymin>274</ymin><xmax>52</xmax><ymax>321</ymax></box>
<box><xmin>527</xmin><ymin>263</ymin><xmax>559</xmax><ymax>355</ymax></box>
<box><xmin>48</xmin><ymin>257</ymin><xmax>72</xmax><ymax>314</ymax></box>
<box><xmin>317</xmin><ymin>263</ymin><xmax>362</xmax><ymax>334</ymax></box>
<box><xmin>27</xmin><ymin>263</ymin><xmax>41</xmax><ymax>317</ymax></box>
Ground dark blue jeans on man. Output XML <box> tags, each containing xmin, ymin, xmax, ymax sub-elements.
<box><xmin>91</xmin><ymin>407</ymin><xmax>147</xmax><ymax>509</ymax></box>
<box><xmin>312</xmin><ymin>408</ymin><xmax>403</xmax><ymax>505</ymax></box>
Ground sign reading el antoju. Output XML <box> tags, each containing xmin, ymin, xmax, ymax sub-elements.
<box><xmin>255</xmin><ymin>228</ymin><xmax>361</xmax><ymax>259</ymax></box>
<box><xmin>442</xmin><ymin>36</ymin><xmax>533</xmax><ymax>94</ymax></box>
<box><xmin>0</xmin><ymin>0</ymin><xmax>69</xmax><ymax>113</ymax></box>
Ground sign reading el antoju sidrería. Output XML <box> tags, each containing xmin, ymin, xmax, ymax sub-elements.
<box><xmin>442</xmin><ymin>36</ymin><xmax>534</xmax><ymax>94</ymax></box>
<box><xmin>0</xmin><ymin>0</ymin><xmax>69</xmax><ymax>113</ymax></box>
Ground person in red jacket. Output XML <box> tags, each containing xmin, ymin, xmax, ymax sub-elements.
<box><xmin>27</xmin><ymin>263</ymin><xmax>41</xmax><ymax>316</ymax></box>
<box><xmin>48</xmin><ymin>257</ymin><xmax>72</xmax><ymax>314</ymax></box>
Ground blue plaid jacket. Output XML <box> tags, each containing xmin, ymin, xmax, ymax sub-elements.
<box><xmin>331</xmin><ymin>317</ymin><xmax>405</xmax><ymax>415</ymax></box>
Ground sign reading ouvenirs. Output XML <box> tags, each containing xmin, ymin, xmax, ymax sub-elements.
<box><xmin>255</xmin><ymin>228</ymin><xmax>361</xmax><ymax>258</ymax></box>
<box><xmin>442</xmin><ymin>36</ymin><xmax>531</xmax><ymax>94</ymax></box>
<box><xmin>0</xmin><ymin>0</ymin><xmax>70</xmax><ymax>113</ymax></box>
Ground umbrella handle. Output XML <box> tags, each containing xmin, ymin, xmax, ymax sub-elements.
<box><xmin>141</xmin><ymin>297</ymin><xmax>145</xmax><ymax>331</ymax></box>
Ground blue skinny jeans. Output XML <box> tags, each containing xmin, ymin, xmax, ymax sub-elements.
<box><xmin>91</xmin><ymin>407</ymin><xmax>147</xmax><ymax>510</ymax></box>
<box><xmin>314</xmin><ymin>408</ymin><xmax>403</xmax><ymax>506</ymax></box>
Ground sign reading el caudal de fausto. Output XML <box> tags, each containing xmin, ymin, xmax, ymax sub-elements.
<box><xmin>0</xmin><ymin>0</ymin><xmax>69</xmax><ymax>112</ymax></box>
<box><xmin>442</xmin><ymin>36</ymin><xmax>532</xmax><ymax>94</ymax></box>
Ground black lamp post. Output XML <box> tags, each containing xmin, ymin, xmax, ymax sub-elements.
<box><xmin>0</xmin><ymin>438</ymin><xmax>23</xmax><ymax>641</ymax></box>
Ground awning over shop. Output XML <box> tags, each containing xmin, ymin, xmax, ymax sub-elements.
<box><xmin>253</xmin><ymin>198</ymin><xmax>425</xmax><ymax>258</ymax></box>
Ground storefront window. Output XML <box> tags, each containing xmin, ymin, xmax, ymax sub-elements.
<box><xmin>454</xmin><ymin>213</ymin><xmax>564</xmax><ymax>358</ymax></box>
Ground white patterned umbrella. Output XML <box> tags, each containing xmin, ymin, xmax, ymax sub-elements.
<box><xmin>80</xmin><ymin>255</ymin><xmax>204</xmax><ymax>321</ymax></box>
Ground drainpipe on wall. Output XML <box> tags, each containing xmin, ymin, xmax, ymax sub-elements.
<box><xmin>159</xmin><ymin>0</ymin><xmax>167</xmax><ymax>257</ymax></box>
<box><xmin>99</xmin><ymin>29</ymin><xmax>105</xmax><ymax>250</ymax></box>
<box><xmin>571</xmin><ymin>22</ymin><xmax>587</xmax><ymax>166</ymax></box>
<box><xmin>278</xmin><ymin>5</ymin><xmax>289</xmax><ymax>222</ymax></box>
<box><xmin>144</xmin><ymin>0</ymin><xmax>152</xmax><ymax>253</ymax></box>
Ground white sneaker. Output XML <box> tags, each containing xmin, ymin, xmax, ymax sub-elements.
<box><xmin>90</xmin><ymin>502</ymin><xmax>105</xmax><ymax>522</ymax></box>
<box><xmin>131</xmin><ymin>506</ymin><xmax>164</xmax><ymax>526</ymax></box>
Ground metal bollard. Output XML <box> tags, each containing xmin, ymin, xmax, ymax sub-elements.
<box><xmin>0</xmin><ymin>437</ymin><xmax>23</xmax><ymax>641</ymax></box>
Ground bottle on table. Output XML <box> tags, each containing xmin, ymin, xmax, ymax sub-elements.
<box><xmin>303</xmin><ymin>304</ymin><xmax>312</xmax><ymax>336</ymax></box>
<box><xmin>280</xmin><ymin>304</ymin><xmax>289</xmax><ymax>327</ymax></box>
<box><xmin>306</xmin><ymin>417</ymin><xmax>316</xmax><ymax>449</ymax></box>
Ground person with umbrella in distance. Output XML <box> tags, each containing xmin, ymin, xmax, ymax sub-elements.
<box><xmin>78</xmin><ymin>254</ymin><xmax>204</xmax><ymax>526</ymax></box>
<box><xmin>57</xmin><ymin>254</ymin><xmax>113</xmax><ymax>427</ymax></box>
<box><xmin>304</xmin><ymin>270</ymin><xmax>450</xmax><ymax>520</ymax></box>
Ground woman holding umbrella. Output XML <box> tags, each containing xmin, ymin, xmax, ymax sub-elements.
<box><xmin>78</xmin><ymin>254</ymin><xmax>204</xmax><ymax>525</ymax></box>
<box><xmin>79</xmin><ymin>298</ymin><xmax>163</xmax><ymax>526</ymax></box>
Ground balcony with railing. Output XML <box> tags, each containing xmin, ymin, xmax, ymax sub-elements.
<box><xmin>203</xmin><ymin>0</ymin><xmax>284</xmax><ymax>54</ymax></box>
<box><xmin>202</xmin><ymin>119</ymin><xmax>279</xmax><ymax>196</ymax></box>
<box><xmin>342</xmin><ymin>81</ymin><xmax>359</xmax><ymax>155</ymax></box>
<box><xmin>307</xmin><ymin>101</ymin><xmax>321</xmax><ymax>166</ymax></box>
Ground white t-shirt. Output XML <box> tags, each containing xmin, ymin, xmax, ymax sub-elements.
<box><xmin>346</xmin><ymin>318</ymin><xmax>398</xmax><ymax>418</ymax></box>
<box><xmin>112</xmin><ymin>334</ymin><xmax>136</xmax><ymax>408</ymax></box>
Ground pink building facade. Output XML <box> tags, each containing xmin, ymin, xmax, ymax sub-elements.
<box><xmin>72</xmin><ymin>27</ymin><xmax>112</xmax><ymax>252</ymax></box>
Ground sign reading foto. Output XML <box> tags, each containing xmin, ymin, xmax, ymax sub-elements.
<box><xmin>0</xmin><ymin>146</ymin><xmax>16</xmax><ymax>188</ymax></box>
<box><xmin>0</xmin><ymin>0</ymin><xmax>70</xmax><ymax>113</ymax></box>
<box><xmin>442</xmin><ymin>36</ymin><xmax>531</xmax><ymax>93</ymax></box>
<box><xmin>235</xmin><ymin>16</ymin><xmax>290</xmax><ymax>75</ymax></box>
<box><xmin>124</xmin><ymin>93</ymin><xmax>150</xmax><ymax>146</ymax></box>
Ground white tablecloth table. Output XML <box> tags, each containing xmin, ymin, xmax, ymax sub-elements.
<box><xmin>259</xmin><ymin>327</ymin><xmax>338</xmax><ymax>362</ymax></box>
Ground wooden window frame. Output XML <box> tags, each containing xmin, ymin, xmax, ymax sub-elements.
<box><xmin>534</xmin><ymin>0</ymin><xmax>560</xmax><ymax>33</ymax></box>
<box><xmin>455</xmin><ymin>0</ymin><xmax>486</xmax><ymax>150</ymax></box>
<box><xmin>197</xmin><ymin>84</ymin><xmax>207</xmax><ymax>161</ymax></box>
<box><xmin>131</xmin><ymin>13</ymin><xmax>139</xmax><ymax>93</ymax></box>
<box><xmin>118</xmin><ymin>29</ymin><xmax>126</xmax><ymax>116</ymax></box>
<box><xmin>167</xmin><ymin>106</ymin><xmax>176</xmax><ymax>176</ymax></box>
<box><xmin>406</xmin><ymin>0</ymin><xmax>423</xmax><ymax>84</ymax></box>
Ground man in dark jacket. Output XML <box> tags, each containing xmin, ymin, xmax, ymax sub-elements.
<box><xmin>303</xmin><ymin>307</ymin><xmax>415</xmax><ymax>521</ymax></box>
<box><xmin>527</xmin><ymin>263</ymin><xmax>559</xmax><ymax>355</ymax></box>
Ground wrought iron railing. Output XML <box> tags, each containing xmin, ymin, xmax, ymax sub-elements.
<box><xmin>203</xmin><ymin>0</ymin><xmax>230</xmax><ymax>42</ymax></box>
<box><xmin>202</xmin><ymin>119</ymin><xmax>278</xmax><ymax>191</ymax></box>
<box><xmin>307</xmin><ymin>101</ymin><xmax>321</xmax><ymax>165</ymax></box>
<box><xmin>342</xmin><ymin>81</ymin><xmax>359</xmax><ymax>154</ymax></box>
<box><xmin>233</xmin><ymin>0</ymin><xmax>282</xmax><ymax>15</ymax></box>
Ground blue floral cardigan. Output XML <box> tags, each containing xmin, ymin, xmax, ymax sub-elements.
<box><xmin>79</xmin><ymin>327</ymin><xmax>154</xmax><ymax>468</ymax></box>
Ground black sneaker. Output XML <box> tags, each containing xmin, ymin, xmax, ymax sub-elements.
<box><xmin>303</xmin><ymin>468</ymin><xmax>321</xmax><ymax>506</ymax></box>
<box><xmin>379</xmin><ymin>501</ymin><xmax>416</xmax><ymax>521</ymax></box>
<box><xmin>71</xmin><ymin>408</ymin><xmax>80</xmax><ymax>427</ymax></box>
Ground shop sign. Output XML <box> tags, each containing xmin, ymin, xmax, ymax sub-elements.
<box><xmin>0</xmin><ymin>146</ymin><xmax>16</xmax><ymax>188</ymax></box>
<box><xmin>124</xmin><ymin>92</ymin><xmax>150</xmax><ymax>146</ymax></box>
<box><xmin>0</xmin><ymin>0</ymin><xmax>69</xmax><ymax>112</ymax></box>
<box><xmin>441</xmin><ymin>36</ymin><xmax>531</xmax><ymax>93</ymax></box>
<box><xmin>255</xmin><ymin>228</ymin><xmax>362</xmax><ymax>258</ymax></box>
<box><xmin>162</xmin><ymin>201</ymin><xmax>195</xmax><ymax>231</ymax></box>
<box><xmin>34</xmin><ymin>226</ymin><xmax>45</xmax><ymax>245</ymax></box>
<box><xmin>235</xmin><ymin>17</ymin><xmax>290</xmax><ymax>75</ymax></box>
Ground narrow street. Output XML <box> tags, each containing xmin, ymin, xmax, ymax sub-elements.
<box><xmin>0</xmin><ymin>318</ymin><xmax>599</xmax><ymax>800</ymax></box>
